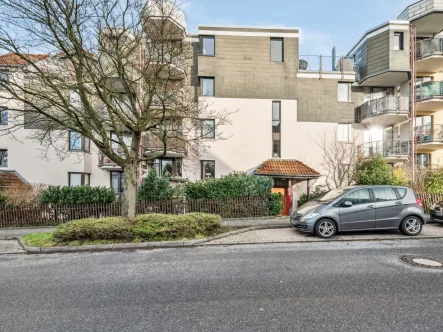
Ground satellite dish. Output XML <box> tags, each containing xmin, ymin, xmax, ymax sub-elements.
<box><xmin>299</xmin><ymin>59</ymin><xmax>308</xmax><ymax>70</ymax></box>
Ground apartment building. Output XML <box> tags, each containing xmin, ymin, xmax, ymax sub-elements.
<box><xmin>348</xmin><ymin>0</ymin><xmax>443</xmax><ymax>171</ymax></box>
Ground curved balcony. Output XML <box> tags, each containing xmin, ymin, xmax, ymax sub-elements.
<box><xmin>360</xmin><ymin>140</ymin><xmax>410</xmax><ymax>163</ymax></box>
<box><xmin>415</xmin><ymin>124</ymin><xmax>443</xmax><ymax>151</ymax></box>
<box><xmin>358</xmin><ymin>96</ymin><xmax>409</xmax><ymax>127</ymax></box>
<box><xmin>416</xmin><ymin>81</ymin><xmax>443</xmax><ymax>114</ymax></box>
<box><xmin>416</xmin><ymin>38</ymin><xmax>443</xmax><ymax>73</ymax></box>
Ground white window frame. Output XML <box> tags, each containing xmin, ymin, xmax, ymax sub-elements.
<box><xmin>338</xmin><ymin>82</ymin><xmax>351</xmax><ymax>102</ymax></box>
<box><xmin>337</xmin><ymin>124</ymin><xmax>353</xmax><ymax>143</ymax></box>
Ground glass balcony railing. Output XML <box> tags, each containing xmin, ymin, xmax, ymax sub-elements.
<box><xmin>358</xmin><ymin>96</ymin><xmax>409</xmax><ymax>121</ymax></box>
<box><xmin>416</xmin><ymin>38</ymin><xmax>443</xmax><ymax>59</ymax></box>
<box><xmin>416</xmin><ymin>81</ymin><xmax>443</xmax><ymax>102</ymax></box>
<box><xmin>415</xmin><ymin>124</ymin><xmax>443</xmax><ymax>143</ymax></box>
<box><xmin>360</xmin><ymin>140</ymin><xmax>410</xmax><ymax>159</ymax></box>
<box><xmin>298</xmin><ymin>55</ymin><xmax>354</xmax><ymax>72</ymax></box>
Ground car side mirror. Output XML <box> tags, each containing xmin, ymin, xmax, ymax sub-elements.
<box><xmin>342</xmin><ymin>201</ymin><xmax>353</xmax><ymax>208</ymax></box>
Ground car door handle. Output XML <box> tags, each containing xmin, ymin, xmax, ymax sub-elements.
<box><xmin>367</xmin><ymin>205</ymin><xmax>374</xmax><ymax>209</ymax></box>
<box><xmin>395</xmin><ymin>201</ymin><xmax>402</xmax><ymax>205</ymax></box>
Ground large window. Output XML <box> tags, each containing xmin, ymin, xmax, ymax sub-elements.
<box><xmin>201</xmin><ymin>77</ymin><xmax>215</xmax><ymax>97</ymax></box>
<box><xmin>68</xmin><ymin>172</ymin><xmax>90</xmax><ymax>187</ymax></box>
<box><xmin>149</xmin><ymin>158</ymin><xmax>182</xmax><ymax>178</ymax></box>
<box><xmin>373</xmin><ymin>187</ymin><xmax>397</xmax><ymax>202</ymax></box>
<box><xmin>0</xmin><ymin>109</ymin><xmax>7</xmax><ymax>125</ymax></box>
<box><xmin>110</xmin><ymin>171</ymin><xmax>124</xmax><ymax>194</ymax></box>
<box><xmin>416</xmin><ymin>116</ymin><xmax>432</xmax><ymax>127</ymax></box>
<box><xmin>0</xmin><ymin>149</ymin><xmax>8</xmax><ymax>167</ymax></box>
<box><xmin>69</xmin><ymin>131</ymin><xmax>90</xmax><ymax>152</ymax></box>
<box><xmin>270</xmin><ymin>38</ymin><xmax>284</xmax><ymax>62</ymax></box>
<box><xmin>338</xmin><ymin>82</ymin><xmax>351</xmax><ymax>102</ymax></box>
<box><xmin>343</xmin><ymin>189</ymin><xmax>372</xmax><ymax>205</ymax></box>
<box><xmin>202</xmin><ymin>119</ymin><xmax>215</xmax><ymax>138</ymax></box>
<box><xmin>201</xmin><ymin>160</ymin><xmax>215</xmax><ymax>179</ymax></box>
<box><xmin>394</xmin><ymin>32</ymin><xmax>404</xmax><ymax>51</ymax></box>
<box><xmin>337</xmin><ymin>124</ymin><xmax>353</xmax><ymax>143</ymax></box>
<box><xmin>200</xmin><ymin>36</ymin><xmax>215</xmax><ymax>56</ymax></box>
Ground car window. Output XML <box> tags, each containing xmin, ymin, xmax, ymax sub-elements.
<box><xmin>395</xmin><ymin>188</ymin><xmax>407</xmax><ymax>199</ymax></box>
<box><xmin>343</xmin><ymin>189</ymin><xmax>372</xmax><ymax>205</ymax></box>
<box><xmin>318</xmin><ymin>188</ymin><xmax>351</xmax><ymax>202</ymax></box>
<box><xmin>373</xmin><ymin>187</ymin><xmax>398</xmax><ymax>202</ymax></box>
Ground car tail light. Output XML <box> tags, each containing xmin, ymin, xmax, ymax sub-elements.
<box><xmin>416</xmin><ymin>198</ymin><xmax>424</xmax><ymax>208</ymax></box>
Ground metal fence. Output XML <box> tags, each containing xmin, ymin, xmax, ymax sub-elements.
<box><xmin>0</xmin><ymin>196</ymin><xmax>269</xmax><ymax>228</ymax></box>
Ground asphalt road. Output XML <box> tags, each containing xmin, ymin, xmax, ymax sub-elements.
<box><xmin>1</xmin><ymin>240</ymin><xmax>443</xmax><ymax>332</ymax></box>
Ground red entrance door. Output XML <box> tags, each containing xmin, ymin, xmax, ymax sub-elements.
<box><xmin>271</xmin><ymin>188</ymin><xmax>290</xmax><ymax>216</ymax></box>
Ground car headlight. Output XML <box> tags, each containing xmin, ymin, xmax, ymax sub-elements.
<box><xmin>301</xmin><ymin>212</ymin><xmax>320</xmax><ymax>221</ymax></box>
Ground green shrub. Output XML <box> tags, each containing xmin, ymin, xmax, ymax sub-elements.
<box><xmin>137</xmin><ymin>168</ymin><xmax>175</xmax><ymax>201</ymax></box>
<box><xmin>425</xmin><ymin>170</ymin><xmax>443</xmax><ymax>194</ymax></box>
<box><xmin>40</xmin><ymin>186</ymin><xmax>116</xmax><ymax>205</ymax></box>
<box><xmin>356</xmin><ymin>156</ymin><xmax>403</xmax><ymax>186</ymax></box>
<box><xmin>268</xmin><ymin>193</ymin><xmax>284</xmax><ymax>216</ymax></box>
<box><xmin>297</xmin><ymin>186</ymin><xmax>328</xmax><ymax>207</ymax></box>
<box><xmin>53</xmin><ymin>217</ymin><xmax>135</xmax><ymax>242</ymax></box>
<box><xmin>0</xmin><ymin>191</ymin><xmax>6</xmax><ymax>206</ymax></box>
<box><xmin>185</xmin><ymin>172</ymin><xmax>274</xmax><ymax>199</ymax></box>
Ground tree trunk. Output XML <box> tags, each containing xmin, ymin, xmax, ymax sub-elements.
<box><xmin>122</xmin><ymin>161</ymin><xmax>138</xmax><ymax>219</ymax></box>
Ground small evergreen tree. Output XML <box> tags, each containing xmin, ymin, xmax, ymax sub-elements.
<box><xmin>137</xmin><ymin>169</ymin><xmax>175</xmax><ymax>202</ymax></box>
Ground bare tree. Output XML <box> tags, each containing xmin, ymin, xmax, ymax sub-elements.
<box><xmin>0</xmin><ymin>0</ymin><xmax>231</xmax><ymax>218</ymax></box>
<box><xmin>311</xmin><ymin>130</ymin><xmax>361</xmax><ymax>190</ymax></box>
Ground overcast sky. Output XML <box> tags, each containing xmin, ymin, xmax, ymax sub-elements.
<box><xmin>184</xmin><ymin>0</ymin><xmax>413</xmax><ymax>56</ymax></box>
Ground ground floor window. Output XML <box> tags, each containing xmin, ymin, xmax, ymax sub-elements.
<box><xmin>0</xmin><ymin>149</ymin><xmax>7</xmax><ymax>167</ymax></box>
<box><xmin>110</xmin><ymin>171</ymin><xmax>124</xmax><ymax>194</ymax></box>
<box><xmin>416</xmin><ymin>154</ymin><xmax>430</xmax><ymax>168</ymax></box>
<box><xmin>201</xmin><ymin>160</ymin><xmax>215</xmax><ymax>179</ymax></box>
<box><xmin>148</xmin><ymin>158</ymin><xmax>182</xmax><ymax>178</ymax></box>
<box><xmin>68</xmin><ymin>172</ymin><xmax>90</xmax><ymax>186</ymax></box>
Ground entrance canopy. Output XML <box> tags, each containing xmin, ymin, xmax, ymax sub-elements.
<box><xmin>252</xmin><ymin>159</ymin><xmax>321</xmax><ymax>180</ymax></box>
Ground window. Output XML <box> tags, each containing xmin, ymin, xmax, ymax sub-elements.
<box><xmin>0</xmin><ymin>149</ymin><xmax>7</xmax><ymax>167</ymax></box>
<box><xmin>394</xmin><ymin>32</ymin><xmax>404</xmax><ymax>51</ymax></box>
<box><xmin>201</xmin><ymin>77</ymin><xmax>215</xmax><ymax>96</ymax></box>
<box><xmin>200</xmin><ymin>36</ymin><xmax>215</xmax><ymax>56</ymax></box>
<box><xmin>69</xmin><ymin>131</ymin><xmax>90</xmax><ymax>152</ymax></box>
<box><xmin>110</xmin><ymin>132</ymin><xmax>132</xmax><ymax>154</ymax></box>
<box><xmin>416</xmin><ymin>153</ymin><xmax>430</xmax><ymax>168</ymax></box>
<box><xmin>70</xmin><ymin>90</ymin><xmax>81</xmax><ymax>108</ymax></box>
<box><xmin>343</xmin><ymin>189</ymin><xmax>372</xmax><ymax>205</ymax></box>
<box><xmin>416</xmin><ymin>116</ymin><xmax>432</xmax><ymax>128</ymax></box>
<box><xmin>201</xmin><ymin>160</ymin><xmax>215</xmax><ymax>179</ymax></box>
<box><xmin>110</xmin><ymin>171</ymin><xmax>124</xmax><ymax>194</ymax></box>
<box><xmin>338</xmin><ymin>82</ymin><xmax>351</xmax><ymax>102</ymax></box>
<box><xmin>272</xmin><ymin>101</ymin><xmax>281</xmax><ymax>134</ymax></box>
<box><xmin>270</xmin><ymin>38</ymin><xmax>284</xmax><ymax>62</ymax></box>
<box><xmin>395</xmin><ymin>188</ymin><xmax>407</xmax><ymax>199</ymax></box>
<box><xmin>149</xmin><ymin>158</ymin><xmax>182</xmax><ymax>178</ymax></box>
<box><xmin>0</xmin><ymin>70</ymin><xmax>9</xmax><ymax>88</ymax></box>
<box><xmin>202</xmin><ymin>119</ymin><xmax>215</xmax><ymax>138</ymax></box>
<box><xmin>373</xmin><ymin>187</ymin><xmax>397</xmax><ymax>202</ymax></box>
<box><xmin>272</xmin><ymin>141</ymin><xmax>281</xmax><ymax>158</ymax></box>
<box><xmin>337</xmin><ymin>124</ymin><xmax>353</xmax><ymax>143</ymax></box>
<box><xmin>0</xmin><ymin>109</ymin><xmax>7</xmax><ymax>125</ymax></box>
<box><xmin>68</xmin><ymin>172</ymin><xmax>90</xmax><ymax>187</ymax></box>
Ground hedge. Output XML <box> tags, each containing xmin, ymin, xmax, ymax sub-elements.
<box><xmin>40</xmin><ymin>186</ymin><xmax>116</xmax><ymax>205</ymax></box>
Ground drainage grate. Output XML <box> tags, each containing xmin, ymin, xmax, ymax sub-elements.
<box><xmin>401</xmin><ymin>255</ymin><xmax>443</xmax><ymax>269</ymax></box>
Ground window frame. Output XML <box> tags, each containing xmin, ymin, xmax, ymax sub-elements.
<box><xmin>338</xmin><ymin>82</ymin><xmax>351</xmax><ymax>102</ymax></box>
<box><xmin>0</xmin><ymin>149</ymin><xmax>8</xmax><ymax>168</ymax></box>
<box><xmin>110</xmin><ymin>171</ymin><xmax>124</xmax><ymax>194</ymax></box>
<box><xmin>272</xmin><ymin>101</ymin><xmax>281</xmax><ymax>134</ymax></box>
<box><xmin>200</xmin><ymin>77</ymin><xmax>215</xmax><ymax>97</ymax></box>
<box><xmin>0</xmin><ymin>109</ymin><xmax>7</xmax><ymax>125</ymax></box>
<box><xmin>394</xmin><ymin>32</ymin><xmax>404</xmax><ymax>51</ymax></box>
<box><xmin>68</xmin><ymin>172</ymin><xmax>90</xmax><ymax>187</ymax></box>
<box><xmin>68</xmin><ymin>130</ymin><xmax>90</xmax><ymax>152</ymax></box>
<box><xmin>270</xmin><ymin>37</ymin><xmax>284</xmax><ymax>62</ymax></box>
<box><xmin>372</xmin><ymin>187</ymin><xmax>399</xmax><ymax>202</ymax></box>
<box><xmin>340</xmin><ymin>188</ymin><xmax>373</xmax><ymax>206</ymax></box>
<box><xmin>201</xmin><ymin>119</ymin><xmax>215</xmax><ymax>139</ymax></box>
<box><xmin>337</xmin><ymin>124</ymin><xmax>353</xmax><ymax>143</ymax></box>
<box><xmin>201</xmin><ymin>160</ymin><xmax>215</xmax><ymax>179</ymax></box>
<box><xmin>199</xmin><ymin>35</ymin><xmax>215</xmax><ymax>56</ymax></box>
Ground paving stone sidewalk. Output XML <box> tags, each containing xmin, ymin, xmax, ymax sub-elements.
<box><xmin>205</xmin><ymin>223</ymin><xmax>443</xmax><ymax>245</ymax></box>
<box><xmin>0</xmin><ymin>240</ymin><xmax>25</xmax><ymax>254</ymax></box>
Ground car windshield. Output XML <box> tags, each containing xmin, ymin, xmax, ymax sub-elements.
<box><xmin>317</xmin><ymin>188</ymin><xmax>352</xmax><ymax>203</ymax></box>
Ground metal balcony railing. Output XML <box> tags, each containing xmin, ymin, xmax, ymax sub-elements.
<box><xmin>416</xmin><ymin>38</ymin><xmax>443</xmax><ymax>59</ymax></box>
<box><xmin>98</xmin><ymin>152</ymin><xmax>122</xmax><ymax>168</ymax></box>
<box><xmin>360</xmin><ymin>140</ymin><xmax>410</xmax><ymax>159</ymax></box>
<box><xmin>298</xmin><ymin>55</ymin><xmax>354</xmax><ymax>72</ymax></box>
<box><xmin>358</xmin><ymin>96</ymin><xmax>409</xmax><ymax>122</ymax></box>
<box><xmin>416</xmin><ymin>81</ymin><xmax>443</xmax><ymax>101</ymax></box>
<box><xmin>415</xmin><ymin>124</ymin><xmax>443</xmax><ymax>143</ymax></box>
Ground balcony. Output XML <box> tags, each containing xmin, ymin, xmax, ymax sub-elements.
<box><xmin>298</xmin><ymin>55</ymin><xmax>355</xmax><ymax>80</ymax></box>
<box><xmin>98</xmin><ymin>152</ymin><xmax>122</xmax><ymax>171</ymax></box>
<box><xmin>416</xmin><ymin>81</ymin><xmax>443</xmax><ymax>114</ymax></box>
<box><xmin>360</xmin><ymin>140</ymin><xmax>410</xmax><ymax>163</ymax></box>
<box><xmin>144</xmin><ymin>134</ymin><xmax>186</xmax><ymax>158</ymax></box>
<box><xmin>358</xmin><ymin>96</ymin><xmax>409</xmax><ymax>127</ymax></box>
<box><xmin>143</xmin><ymin>1</ymin><xmax>186</xmax><ymax>40</ymax></box>
<box><xmin>416</xmin><ymin>38</ymin><xmax>443</xmax><ymax>73</ymax></box>
<box><xmin>415</xmin><ymin>124</ymin><xmax>443</xmax><ymax>151</ymax></box>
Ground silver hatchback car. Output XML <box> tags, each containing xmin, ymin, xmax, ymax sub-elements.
<box><xmin>291</xmin><ymin>186</ymin><xmax>425</xmax><ymax>238</ymax></box>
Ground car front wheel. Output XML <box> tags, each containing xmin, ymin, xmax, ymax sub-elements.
<box><xmin>315</xmin><ymin>219</ymin><xmax>337</xmax><ymax>239</ymax></box>
<box><xmin>400</xmin><ymin>216</ymin><xmax>423</xmax><ymax>236</ymax></box>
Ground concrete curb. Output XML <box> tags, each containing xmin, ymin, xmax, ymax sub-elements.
<box><xmin>18</xmin><ymin>226</ymin><xmax>280</xmax><ymax>254</ymax></box>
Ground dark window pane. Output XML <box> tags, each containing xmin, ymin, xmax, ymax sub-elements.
<box><xmin>0</xmin><ymin>110</ymin><xmax>7</xmax><ymax>125</ymax></box>
<box><xmin>0</xmin><ymin>150</ymin><xmax>8</xmax><ymax>167</ymax></box>
<box><xmin>162</xmin><ymin>159</ymin><xmax>173</xmax><ymax>177</ymax></box>
<box><xmin>373</xmin><ymin>187</ymin><xmax>397</xmax><ymax>202</ymax></box>
<box><xmin>202</xmin><ymin>161</ymin><xmax>215</xmax><ymax>179</ymax></box>
<box><xmin>272</xmin><ymin>102</ymin><xmax>280</xmax><ymax>120</ymax></box>
<box><xmin>273</xmin><ymin>140</ymin><xmax>280</xmax><ymax>158</ymax></box>
<box><xmin>202</xmin><ymin>119</ymin><xmax>215</xmax><ymax>138</ymax></box>
<box><xmin>343</xmin><ymin>189</ymin><xmax>372</xmax><ymax>205</ymax></box>
<box><xmin>69</xmin><ymin>131</ymin><xmax>83</xmax><ymax>150</ymax></box>
<box><xmin>396</xmin><ymin>188</ymin><xmax>407</xmax><ymax>199</ymax></box>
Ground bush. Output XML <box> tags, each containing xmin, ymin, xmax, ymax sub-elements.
<box><xmin>0</xmin><ymin>191</ymin><xmax>6</xmax><ymax>206</ymax></box>
<box><xmin>356</xmin><ymin>156</ymin><xmax>404</xmax><ymax>186</ymax></box>
<box><xmin>297</xmin><ymin>186</ymin><xmax>328</xmax><ymax>207</ymax></box>
<box><xmin>137</xmin><ymin>168</ymin><xmax>175</xmax><ymax>201</ymax></box>
<box><xmin>40</xmin><ymin>186</ymin><xmax>116</xmax><ymax>205</ymax></box>
<box><xmin>185</xmin><ymin>172</ymin><xmax>274</xmax><ymax>199</ymax></box>
<box><xmin>425</xmin><ymin>169</ymin><xmax>443</xmax><ymax>194</ymax></box>
<box><xmin>268</xmin><ymin>193</ymin><xmax>284</xmax><ymax>216</ymax></box>
<box><xmin>2</xmin><ymin>183</ymin><xmax>46</xmax><ymax>206</ymax></box>
<box><xmin>53</xmin><ymin>217</ymin><xmax>136</xmax><ymax>242</ymax></box>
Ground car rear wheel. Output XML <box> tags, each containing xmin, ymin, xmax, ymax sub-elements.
<box><xmin>315</xmin><ymin>219</ymin><xmax>337</xmax><ymax>239</ymax></box>
<box><xmin>400</xmin><ymin>216</ymin><xmax>422</xmax><ymax>236</ymax></box>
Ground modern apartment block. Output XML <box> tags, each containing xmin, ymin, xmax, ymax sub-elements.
<box><xmin>349</xmin><ymin>0</ymin><xmax>443</xmax><ymax>171</ymax></box>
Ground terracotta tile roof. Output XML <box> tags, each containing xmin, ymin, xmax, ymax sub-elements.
<box><xmin>255</xmin><ymin>159</ymin><xmax>320</xmax><ymax>177</ymax></box>
<box><xmin>0</xmin><ymin>53</ymin><xmax>49</xmax><ymax>66</ymax></box>
<box><xmin>0</xmin><ymin>170</ymin><xmax>28</xmax><ymax>188</ymax></box>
